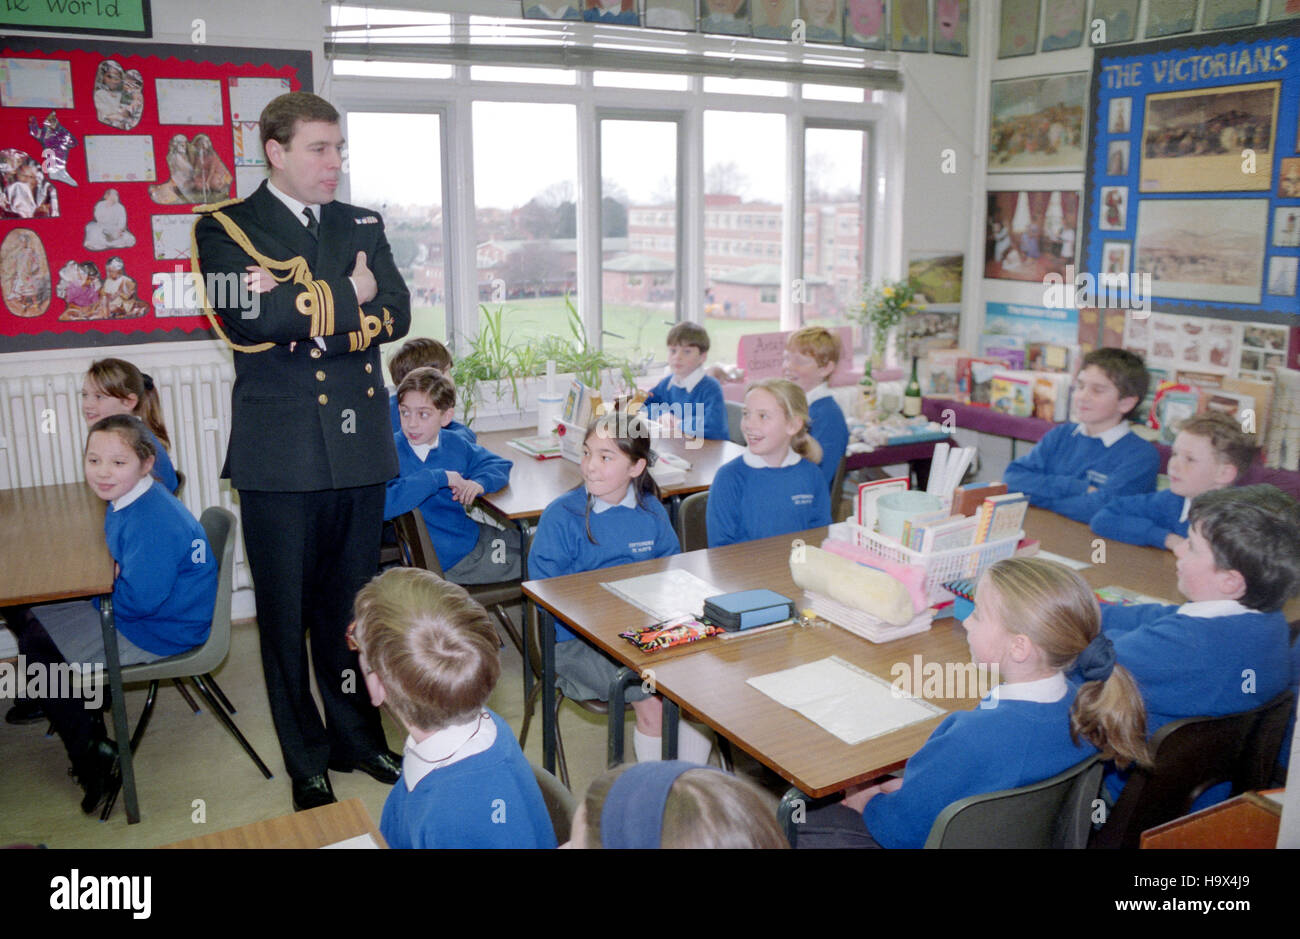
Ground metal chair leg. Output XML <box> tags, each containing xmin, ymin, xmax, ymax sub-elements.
<box><xmin>192</xmin><ymin>674</ymin><xmax>274</xmax><ymax>779</ymax></box>
<box><xmin>203</xmin><ymin>674</ymin><xmax>237</xmax><ymax>714</ymax></box>
<box><xmin>172</xmin><ymin>678</ymin><xmax>201</xmax><ymax>714</ymax></box>
<box><xmin>519</xmin><ymin>680</ymin><xmax>543</xmax><ymax>750</ymax></box>
<box><xmin>552</xmin><ymin>691</ymin><xmax>570</xmax><ymax>791</ymax></box>
<box><xmin>102</xmin><ymin>680</ymin><xmax>161</xmax><ymax>821</ymax></box>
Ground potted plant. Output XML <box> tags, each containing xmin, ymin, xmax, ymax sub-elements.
<box><xmin>853</xmin><ymin>277</ymin><xmax>924</xmax><ymax>367</ymax></box>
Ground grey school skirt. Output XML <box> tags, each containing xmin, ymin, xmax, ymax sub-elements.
<box><xmin>33</xmin><ymin>600</ymin><xmax>166</xmax><ymax>668</ymax></box>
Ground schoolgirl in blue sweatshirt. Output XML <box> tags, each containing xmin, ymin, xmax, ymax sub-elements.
<box><xmin>707</xmin><ymin>379</ymin><xmax>831</xmax><ymax>547</ymax></box>
<box><xmin>82</xmin><ymin>358</ymin><xmax>180</xmax><ymax>493</ymax></box>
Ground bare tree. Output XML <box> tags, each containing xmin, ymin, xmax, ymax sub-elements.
<box><xmin>705</xmin><ymin>161</ymin><xmax>749</xmax><ymax>197</ymax></box>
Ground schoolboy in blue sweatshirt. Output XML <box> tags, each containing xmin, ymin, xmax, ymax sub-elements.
<box><xmin>1091</xmin><ymin>410</ymin><xmax>1256</xmax><ymax>550</ymax></box>
<box><xmin>784</xmin><ymin>326</ymin><xmax>849</xmax><ymax>495</ymax></box>
<box><xmin>383</xmin><ymin>368</ymin><xmax>519</xmax><ymax>583</ymax></box>
<box><xmin>645</xmin><ymin>320</ymin><xmax>728</xmax><ymax>441</ymax></box>
<box><xmin>385</xmin><ymin>336</ymin><xmax>476</xmax><ymax>442</ymax></box>
<box><xmin>1093</xmin><ymin>485</ymin><xmax>1300</xmax><ymax>802</ymax></box>
<box><xmin>1005</xmin><ymin>347</ymin><xmax>1158</xmax><ymax>522</ymax></box>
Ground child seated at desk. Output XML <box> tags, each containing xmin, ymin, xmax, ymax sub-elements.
<box><xmin>14</xmin><ymin>414</ymin><xmax>216</xmax><ymax>814</ymax></box>
<box><xmin>349</xmin><ymin>567</ymin><xmax>556</xmax><ymax>849</ymax></box>
<box><xmin>797</xmin><ymin>558</ymin><xmax>1150</xmax><ymax>849</ymax></box>
<box><xmin>1091</xmin><ymin>484</ymin><xmax>1300</xmax><ymax>805</ymax></box>
<box><xmin>386</xmin><ymin>337</ymin><xmax>475</xmax><ymax>442</ymax></box>
<box><xmin>1004</xmin><ymin>347</ymin><xmax>1159</xmax><ymax>523</ymax></box>
<box><xmin>383</xmin><ymin>367</ymin><xmax>520</xmax><ymax>583</ymax></box>
<box><xmin>564</xmin><ymin>761</ymin><xmax>789</xmax><ymax>849</ymax></box>
<box><xmin>1090</xmin><ymin>411</ymin><xmax>1257</xmax><ymax>550</ymax></box>
<box><xmin>644</xmin><ymin>321</ymin><xmax>728</xmax><ymax>441</ymax></box>
<box><xmin>707</xmin><ymin>379</ymin><xmax>831</xmax><ymax>547</ymax></box>
<box><xmin>82</xmin><ymin>357</ymin><xmax>179</xmax><ymax>494</ymax></box>
<box><xmin>783</xmin><ymin>327</ymin><xmax>849</xmax><ymax>496</ymax></box>
<box><xmin>529</xmin><ymin>409</ymin><xmax>715</xmax><ymax>765</ymax></box>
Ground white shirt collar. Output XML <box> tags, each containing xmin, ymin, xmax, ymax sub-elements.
<box><xmin>409</xmin><ymin>434</ymin><xmax>440</xmax><ymax>461</ymax></box>
<box><xmin>592</xmin><ymin>484</ymin><xmax>638</xmax><ymax>514</ymax></box>
<box><xmin>266</xmin><ymin>180</ymin><xmax>320</xmax><ymax>227</ymax></box>
<box><xmin>1179</xmin><ymin>496</ymin><xmax>1191</xmax><ymax>523</ymax></box>
<box><xmin>1071</xmin><ymin>421</ymin><xmax>1130</xmax><ymax>448</ymax></box>
<box><xmin>805</xmin><ymin>382</ymin><xmax>833</xmax><ymax>404</ymax></box>
<box><xmin>670</xmin><ymin>365</ymin><xmax>706</xmax><ymax>393</ymax></box>
<box><xmin>742</xmin><ymin>446</ymin><xmax>802</xmax><ymax>469</ymax></box>
<box><xmin>986</xmin><ymin>671</ymin><xmax>1068</xmax><ymax>705</ymax></box>
<box><xmin>1177</xmin><ymin>599</ymin><xmax>1255</xmax><ymax>618</ymax></box>
<box><xmin>112</xmin><ymin>476</ymin><xmax>153</xmax><ymax>512</ymax></box>
<box><xmin>402</xmin><ymin>710</ymin><xmax>497</xmax><ymax>791</ymax></box>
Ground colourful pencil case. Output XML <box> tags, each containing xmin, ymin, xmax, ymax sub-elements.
<box><xmin>621</xmin><ymin>616</ymin><xmax>725</xmax><ymax>652</ymax></box>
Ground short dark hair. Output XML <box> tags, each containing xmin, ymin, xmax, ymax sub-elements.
<box><xmin>1080</xmin><ymin>347</ymin><xmax>1149</xmax><ymax>418</ymax></box>
<box><xmin>86</xmin><ymin>414</ymin><xmax>156</xmax><ymax>464</ymax></box>
<box><xmin>667</xmin><ymin>321</ymin><xmax>710</xmax><ymax>355</ymax></box>
<box><xmin>389</xmin><ymin>337</ymin><xmax>453</xmax><ymax>386</ymax></box>
<box><xmin>397</xmin><ymin>366</ymin><xmax>455</xmax><ymax>412</ymax></box>
<box><xmin>260</xmin><ymin>92</ymin><xmax>339</xmax><ymax>154</ymax></box>
<box><xmin>1187</xmin><ymin>484</ymin><xmax>1300</xmax><ymax>611</ymax></box>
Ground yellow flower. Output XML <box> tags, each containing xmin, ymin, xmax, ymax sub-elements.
<box><xmin>883</xmin><ymin>287</ymin><xmax>894</xmax><ymax>298</ymax></box>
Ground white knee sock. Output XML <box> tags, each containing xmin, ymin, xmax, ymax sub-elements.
<box><xmin>633</xmin><ymin>728</ymin><xmax>661</xmax><ymax>763</ymax></box>
<box><xmin>678</xmin><ymin>721</ymin><xmax>715</xmax><ymax>765</ymax></box>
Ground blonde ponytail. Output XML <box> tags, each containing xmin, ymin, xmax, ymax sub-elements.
<box><xmin>747</xmin><ymin>378</ymin><xmax>822</xmax><ymax>464</ymax></box>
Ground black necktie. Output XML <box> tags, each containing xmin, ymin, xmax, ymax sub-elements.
<box><xmin>302</xmin><ymin>206</ymin><xmax>319</xmax><ymax>238</ymax></box>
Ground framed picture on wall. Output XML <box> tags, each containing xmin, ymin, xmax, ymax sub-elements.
<box><xmin>803</xmin><ymin>0</ymin><xmax>846</xmax><ymax>43</ymax></box>
<box><xmin>932</xmin><ymin>0</ymin><xmax>970</xmax><ymax>56</ymax></box>
<box><xmin>985</xmin><ymin>190</ymin><xmax>1081</xmax><ymax>282</ymax></box>
<box><xmin>750</xmin><ymin>0</ymin><xmax>796</xmax><ymax>39</ymax></box>
<box><xmin>1139</xmin><ymin>82</ymin><xmax>1280</xmax><ymax>193</ymax></box>
<box><xmin>989</xmin><ymin>72</ymin><xmax>1088</xmax><ymax>172</ymax></box>
<box><xmin>892</xmin><ymin>0</ymin><xmax>929</xmax><ymax>52</ymax></box>
<box><xmin>1202</xmin><ymin>0</ymin><xmax>1262</xmax><ymax>30</ymax></box>
<box><xmin>844</xmin><ymin>0</ymin><xmax>887</xmax><ymax>49</ymax></box>
<box><xmin>998</xmin><ymin>0</ymin><xmax>1040</xmax><ymax>58</ymax></box>
<box><xmin>1090</xmin><ymin>0</ymin><xmax>1139</xmax><ymax>45</ymax></box>
<box><xmin>1041</xmin><ymin>0</ymin><xmax>1086</xmax><ymax>52</ymax></box>
<box><xmin>644</xmin><ymin>0</ymin><xmax>697</xmax><ymax>30</ymax></box>
<box><xmin>1134</xmin><ymin>198</ymin><xmax>1269</xmax><ymax>305</ymax></box>
<box><xmin>701</xmin><ymin>0</ymin><xmax>751</xmax><ymax>34</ymax></box>
<box><xmin>1268</xmin><ymin>0</ymin><xmax>1300</xmax><ymax>22</ymax></box>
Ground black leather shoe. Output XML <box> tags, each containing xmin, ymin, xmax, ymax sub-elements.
<box><xmin>74</xmin><ymin>740</ymin><xmax>119</xmax><ymax>815</ymax></box>
<box><xmin>291</xmin><ymin>774</ymin><xmax>336</xmax><ymax>812</ymax></box>
<box><xmin>4</xmin><ymin>698</ymin><xmax>46</xmax><ymax>725</ymax></box>
<box><xmin>329</xmin><ymin>750</ymin><xmax>401</xmax><ymax>785</ymax></box>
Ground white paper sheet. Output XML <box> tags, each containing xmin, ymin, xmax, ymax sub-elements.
<box><xmin>1034</xmin><ymin>549</ymin><xmax>1091</xmax><ymax>570</ymax></box>
<box><xmin>600</xmin><ymin>569</ymin><xmax>723</xmax><ymax>620</ymax></box>
<box><xmin>320</xmin><ymin>833</ymin><xmax>380</xmax><ymax>849</ymax></box>
<box><xmin>151</xmin><ymin>213</ymin><xmax>198</xmax><ymax>260</ymax></box>
<box><xmin>85</xmin><ymin>135</ymin><xmax>156</xmax><ymax>182</ymax></box>
<box><xmin>228</xmin><ymin>77</ymin><xmax>290</xmax><ymax>122</ymax></box>
<box><xmin>155</xmin><ymin>78</ymin><xmax>224</xmax><ymax>125</ymax></box>
<box><xmin>235</xmin><ymin>164</ymin><xmax>267</xmax><ymax>198</ymax></box>
<box><xmin>0</xmin><ymin>58</ymin><xmax>73</xmax><ymax>108</ymax></box>
<box><xmin>747</xmin><ymin>655</ymin><xmax>944</xmax><ymax>746</ymax></box>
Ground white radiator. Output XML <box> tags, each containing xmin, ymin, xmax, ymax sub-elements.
<box><xmin>0</xmin><ymin>362</ymin><xmax>251</xmax><ymax>593</ymax></box>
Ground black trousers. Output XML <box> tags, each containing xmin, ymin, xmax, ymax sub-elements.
<box><xmin>238</xmin><ymin>485</ymin><xmax>387</xmax><ymax>781</ymax></box>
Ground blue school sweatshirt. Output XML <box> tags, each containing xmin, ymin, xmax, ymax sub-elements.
<box><xmin>529</xmin><ymin>486</ymin><xmax>680</xmax><ymax>642</ymax></box>
<box><xmin>380</xmin><ymin>710</ymin><xmax>557</xmax><ymax>850</ymax></box>
<box><xmin>389</xmin><ymin>391</ymin><xmax>476</xmax><ymax>443</ymax></box>
<box><xmin>808</xmin><ymin>388</ymin><xmax>849</xmax><ymax>494</ymax></box>
<box><xmin>1003</xmin><ymin>422</ymin><xmax>1159</xmax><ymax>522</ymax></box>
<box><xmin>1090</xmin><ymin>489</ymin><xmax>1188</xmax><ymax>549</ymax></box>
<box><xmin>383</xmin><ymin>431</ymin><xmax>512</xmax><ymax>571</ymax></box>
<box><xmin>142</xmin><ymin>426</ymin><xmax>179</xmax><ymax>493</ymax></box>
<box><xmin>646</xmin><ymin>372</ymin><xmax>728</xmax><ymax>441</ymax></box>
<box><xmin>706</xmin><ymin>451</ymin><xmax>831</xmax><ymax>547</ymax></box>
<box><xmin>1096</xmin><ymin>601</ymin><xmax>1293</xmax><ymax>802</ymax></box>
<box><xmin>105</xmin><ymin>480</ymin><xmax>216</xmax><ymax>656</ymax></box>
<box><xmin>863</xmin><ymin>682</ymin><xmax>1097</xmax><ymax>849</ymax></box>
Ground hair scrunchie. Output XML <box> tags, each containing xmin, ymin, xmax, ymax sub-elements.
<box><xmin>141</xmin><ymin>372</ymin><xmax>155</xmax><ymax>392</ymax></box>
<box><xmin>600</xmin><ymin>761</ymin><xmax>720</xmax><ymax>849</ymax></box>
<box><xmin>1076</xmin><ymin>633</ymin><xmax>1116</xmax><ymax>682</ymax></box>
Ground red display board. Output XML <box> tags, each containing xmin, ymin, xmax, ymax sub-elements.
<box><xmin>0</xmin><ymin>37</ymin><xmax>310</xmax><ymax>350</ymax></box>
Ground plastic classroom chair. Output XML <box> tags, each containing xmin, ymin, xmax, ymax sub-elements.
<box><xmin>531</xmin><ymin>761</ymin><xmax>577</xmax><ymax>844</ymax></box>
<box><xmin>100</xmin><ymin>506</ymin><xmax>274</xmax><ymax>820</ymax></box>
<box><xmin>674</xmin><ymin>490</ymin><xmax>709</xmax><ymax>553</ymax></box>
<box><xmin>1090</xmin><ymin>690</ymin><xmax>1295</xmax><ymax>849</ymax></box>
<box><xmin>391</xmin><ymin>509</ymin><xmax>524</xmax><ymax>658</ymax></box>
<box><xmin>725</xmin><ymin>400</ymin><xmax>745</xmax><ymax>446</ymax></box>
<box><xmin>923</xmin><ymin>754</ymin><xmax>1103</xmax><ymax>849</ymax></box>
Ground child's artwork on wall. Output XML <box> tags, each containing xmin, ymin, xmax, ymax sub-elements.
<box><xmin>644</xmin><ymin>0</ymin><xmax>697</xmax><ymax>30</ymax></box>
<box><xmin>750</xmin><ymin>0</ymin><xmax>796</xmax><ymax>39</ymax></box>
<box><xmin>1090</xmin><ymin>0</ymin><xmax>1139</xmax><ymax>45</ymax></box>
<box><xmin>1145</xmin><ymin>0</ymin><xmax>1198</xmax><ymax>38</ymax></box>
<box><xmin>1041</xmin><ymin>0</ymin><xmax>1086</xmax><ymax>52</ymax></box>
<box><xmin>92</xmin><ymin>59</ymin><xmax>143</xmax><ymax>129</ymax></box>
<box><xmin>844</xmin><ymin>0</ymin><xmax>887</xmax><ymax>49</ymax></box>
<box><xmin>1203</xmin><ymin>0</ymin><xmax>1262</xmax><ymax>30</ymax></box>
<box><xmin>892</xmin><ymin>0</ymin><xmax>929</xmax><ymax>52</ymax></box>
<box><xmin>932</xmin><ymin>0</ymin><xmax>969</xmax><ymax>56</ymax></box>
<box><xmin>584</xmin><ymin>0</ymin><xmax>638</xmax><ymax>25</ymax></box>
<box><xmin>702</xmin><ymin>0</ymin><xmax>751</xmax><ymax>34</ymax></box>
<box><xmin>998</xmin><ymin>0</ymin><xmax>1040</xmax><ymax>58</ymax></box>
<box><xmin>0</xmin><ymin>227</ymin><xmax>50</xmax><ymax>317</ymax></box>
<box><xmin>522</xmin><ymin>1</ymin><xmax>582</xmax><ymax>20</ymax></box>
<box><xmin>802</xmin><ymin>0</ymin><xmax>845</xmax><ymax>43</ymax></box>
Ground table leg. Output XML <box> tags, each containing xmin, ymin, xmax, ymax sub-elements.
<box><xmin>541</xmin><ymin>606</ymin><xmax>556</xmax><ymax>776</ymax></box>
<box><xmin>660</xmin><ymin>697</ymin><xmax>679</xmax><ymax>760</ymax></box>
<box><xmin>98</xmin><ymin>596</ymin><xmax>139</xmax><ymax>824</ymax></box>
<box><xmin>607</xmin><ymin>667</ymin><xmax>641</xmax><ymax>768</ymax></box>
<box><xmin>519</xmin><ymin>521</ymin><xmax>533</xmax><ymax>702</ymax></box>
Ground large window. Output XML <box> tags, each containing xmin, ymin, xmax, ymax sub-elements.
<box><xmin>804</xmin><ymin>125</ymin><xmax>868</xmax><ymax>325</ymax></box>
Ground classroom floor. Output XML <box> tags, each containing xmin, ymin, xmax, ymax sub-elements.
<box><xmin>0</xmin><ymin>605</ymin><xmax>776</xmax><ymax>848</ymax></box>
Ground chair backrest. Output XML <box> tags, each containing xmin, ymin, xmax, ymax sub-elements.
<box><xmin>829</xmin><ymin>456</ymin><xmax>847</xmax><ymax>521</ymax></box>
<box><xmin>1092</xmin><ymin>690</ymin><xmax>1295</xmax><ymax>849</ymax></box>
<box><xmin>675</xmin><ymin>490</ymin><xmax>709</xmax><ymax>553</ymax></box>
<box><xmin>174</xmin><ymin>470</ymin><xmax>187</xmax><ymax>498</ymax></box>
<box><xmin>531</xmin><ymin>761</ymin><xmax>577</xmax><ymax>844</ymax></box>
<box><xmin>725</xmin><ymin>399</ymin><xmax>745</xmax><ymax>446</ymax></box>
<box><xmin>924</xmin><ymin>754</ymin><xmax>1103</xmax><ymax>849</ymax></box>
<box><xmin>392</xmin><ymin>510</ymin><xmax>445</xmax><ymax>576</ymax></box>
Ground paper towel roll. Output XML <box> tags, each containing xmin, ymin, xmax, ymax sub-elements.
<box><xmin>537</xmin><ymin>393</ymin><xmax>564</xmax><ymax>435</ymax></box>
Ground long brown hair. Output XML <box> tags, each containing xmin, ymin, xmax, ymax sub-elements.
<box><xmin>86</xmin><ymin>358</ymin><xmax>171</xmax><ymax>451</ymax></box>
<box><xmin>983</xmin><ymin>558</ymin><xmax>1150</xmax><ymax>770</ymax></box>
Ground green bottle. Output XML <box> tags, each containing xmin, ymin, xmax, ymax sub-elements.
<box><xmin>903</xmin><ymin>355</ymin><xmax>922</xmax><ymax>417</ymax></box>
<box><xmin>859</xmin><ymin>358</ymin><xmax>876</xmax><ymax>415</ymax></box>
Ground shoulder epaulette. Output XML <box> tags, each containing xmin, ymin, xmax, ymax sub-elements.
<box><xmin>191</xmin><ymin>197</ymin><xmax>243</xmax><ymax>215</ymax></box>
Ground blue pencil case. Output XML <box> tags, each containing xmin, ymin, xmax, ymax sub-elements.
<box><xmin>702</xmin><ymin>589</ymin><xmax>796</xmax><ymax>632</ymax></box>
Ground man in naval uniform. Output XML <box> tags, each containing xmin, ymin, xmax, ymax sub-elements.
<box><xmin>193</xmin><ymin>92</ymin><xmax>410</xmax><ymax>811</ymax></box>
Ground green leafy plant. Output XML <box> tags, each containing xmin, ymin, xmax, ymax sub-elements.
<box><xmin>854</xmin><ymin>278</ymin><xmax>924</xmax><ymax>362</ymax></box>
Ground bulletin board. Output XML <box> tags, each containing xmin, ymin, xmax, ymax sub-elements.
<box><xmin>0</xmin><ymin>36</ymin><xmax>310</xmax><ymax>352</ymax></box>
<box><xmin>1081</xmin><ymin>22</ymin><xmax>1300</xmax><ymax>326</ymax></box>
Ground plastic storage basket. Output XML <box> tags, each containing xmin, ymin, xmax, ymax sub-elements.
<box><xmin>834</xmin><ymin>521</ymin><xmax>1023</xmax><ymax>607</ymax></box>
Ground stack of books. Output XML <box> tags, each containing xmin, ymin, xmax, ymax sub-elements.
<box><xmin>806</xmin><ymin>589</ymin><xmax>935</xmax><ymax>643</ymax></box>
<box><xmin>974</xmin><ymin>492</ymin><xmax>1029</xmax><ymax>543</ymax></box>
<box><xmin>507</xmin><ymin>434</ymin><xmax>561</xmax><ymax>459</ymax></box>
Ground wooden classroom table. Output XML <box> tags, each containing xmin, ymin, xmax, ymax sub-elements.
<box><xmin>522</xmin><ymin>506</ymin><xmax>1226</xmax><ymax>799</ymax></box>
<box><xmin>0</xmin><ymin>482</ymin><xmax>142</xmax><ymax>823</ymax></box>
<box><xmin>160</xmin><ymin>797</ymin><xmax>386</xmax><ymax>849</ymax></box>
<box><xmin>476</xmin><ymin>429</ymin><xmax>744</xmax><ymax>523</ymax></box>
